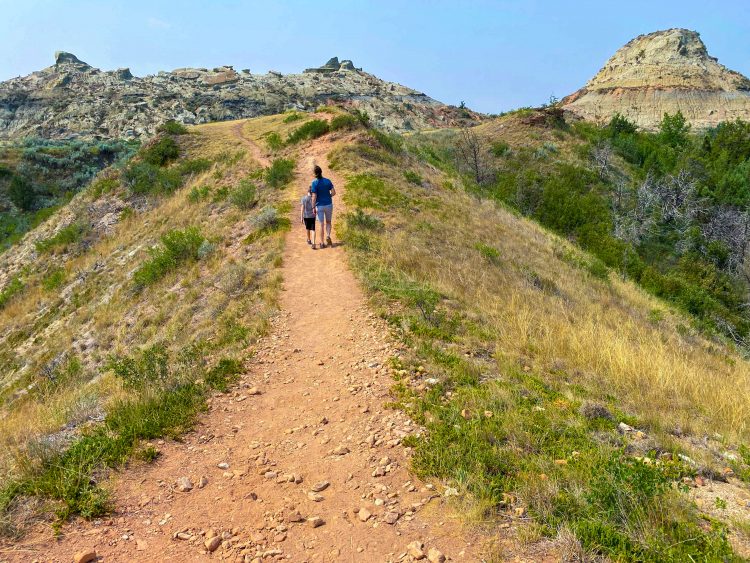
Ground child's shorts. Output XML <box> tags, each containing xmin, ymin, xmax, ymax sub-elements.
<box><xmin>304</xmin><ymin>217</ymin><xmax>316</xmax><ymax>230</ymax></box>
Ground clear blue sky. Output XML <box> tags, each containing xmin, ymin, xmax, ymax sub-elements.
<box><xmin>1</xmin><ymin>0</ymin><xmax>749</xmax><ymax>113</ymax></box>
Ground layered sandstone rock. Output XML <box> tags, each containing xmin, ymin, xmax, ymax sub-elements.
<box><xmin>562</xmin><ymin>28</ymin><xmax>750</xmax><ymax>130</ymax></box>
<box><xmin>0</xmin><ymin>54</ymin><xmax>479</xmax><ymax>140</ymax></box>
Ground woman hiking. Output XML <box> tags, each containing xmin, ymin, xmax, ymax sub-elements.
<box><xmin>310</xmin><ymin>165</ymin><xmax>335</xmax><ymax>249</ymax></box>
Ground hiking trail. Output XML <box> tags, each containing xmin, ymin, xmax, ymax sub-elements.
<box><xmin>9</xmin><ymin>122</ymin><xmax>481</xmax><ymax>562</ymax></box>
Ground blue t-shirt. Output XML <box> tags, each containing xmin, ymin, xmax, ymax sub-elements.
<box><xmin>311</xmin><ymin>177</ymin><xmax>334</xmax><ymax>206</ymax></box>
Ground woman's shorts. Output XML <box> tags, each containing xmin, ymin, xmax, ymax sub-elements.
<box><xmin>316</xmin><ymin>204</ymin><xmax>333</xmax><ymax>222</ymax></box>
<box><xmin>303</xmin><ymin>217</ymin><xmax>316</xmax><ymax>230</ymax></box>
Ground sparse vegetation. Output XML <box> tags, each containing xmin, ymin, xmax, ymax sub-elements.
<box><xmin>35</xmin><ymin>223</ymin><xmax>88</xmax><ymax>253</ymax></box>
<box><xmin>229</xmin><ymin>179</ymin><xmax>258</xmax><ymax>209</ymax></box>
<box><xmin>157</xmin><ymin>120</ymin><xmax>188</xmax><ymax>135</ymax></box>
<box><xmin>286</xmin><ymin>119</ymin><xmax>329</xmax><ymax>144</ymax></box>
<box><xmin>133</xmin><ymin>227</ymin><xmax>206</xmax><ymax>287</ymax></box>
<box><xmin>265</xmin><ymin>158</ymin><xmax>295</xmax><ymax>188</ymax></box>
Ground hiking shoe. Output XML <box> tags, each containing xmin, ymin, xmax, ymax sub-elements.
<box><xmin>326</xmin><ymin>236</ymin><xmax>332</xmax><ymax>246</ymax></box>
<box><xmin>320</xmin><ymin>243</ymin><xmax>326</xmax><ymax>249</ymax></box>
<box><xmin>307</xmin><ymin>240</ymin><xmax>312</xmax><ymax>245</ymax></box>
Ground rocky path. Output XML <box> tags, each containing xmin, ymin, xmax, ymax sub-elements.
<box><xmin>7</xmin><ymin>127</ymin><xmax>480</xmax><ymax>562</ymax></box>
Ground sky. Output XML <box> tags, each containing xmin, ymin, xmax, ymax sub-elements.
<box><xmin>1</xmin><ymin>0</ymin><xmax>749</xmax><ymax>113</ymax></box>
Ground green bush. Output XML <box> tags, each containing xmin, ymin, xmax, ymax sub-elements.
<box><xmin>266</xmin><ymin>158</ymin><xmax>295</xmax><ymax>188</ymax></box>
<box><xmin>8</xmin><ymin>176</ymin><xmax>35</xmax><ymax>211</ymax></box>
<box><xmin>89</xmin><ymin>177</ymin><xmax>119</xmax><ymax>199</ymax></box>
<box><xmin>133</xmin><ymin>227</ymin><xmax>205</xmax><ymax>287</ymax></box>
<box><xmin>404</xmin><ymin>170</ymin><xmax>423</xmax><ymax>185</ymax></box>
<box><xmin>330</xmin><ymin>114</ymin><xmax>358</xmax><ymax>131</ymax></box>
<box><xmin>230</xmin><ymin>179</ymin><xmax>258</xmax><ymax>209</ymax></box>
<box><xmin>108</xmin><ymin>344</ymin><xmax>170</xmax><ymax>388</ymax></box>
<box><xmin>35</xmin><ymin>223</ymin><xmax>88</xmax><ymax>253</ymax></box>
<box><xmin>265</xmin><ymin>132</ymin><xmax>283</xmax><ymax>152</ymax></box>
<box><xmin>353</xmin><ymin>110</ymin><xmax>371</xmax><ymax>128</ymax></box>
<box><xmin>491</xmin><ymin>140</ymin><xmax>511</xmax><ymax>157</ymax></box>
<box><xmin>157</xmin><ymin>120</ymin><xmax>188</xmax><ymax>135</ymax></box>
<box><xmin>370</xmin><ymin>129</ymin><xmax>403</xmax><ymax>153</ymax></box>
<box><xmin>0</xmin><ymin>276</ymin><xmax>23</xmax><ymax>309</ymax></box>
<box><xmin>123</xmin><ymin>162</ymin><xmax>182</xmax><ymax>195</ymax></box>
<box><xmin>286</xmin><ymin>120</ymin><xmax>329</xmax><ymax>144</ymax></box>
<box><xmin>41</xmin><ymin>268</ymin><xmax>66</xmax><ymax>291</ymax></box>
<box><xmin>141</xmin><ymin>137</ymin><xmax>180</xmax><ymax>166</ymax></box>
<box><xmin>474</xmin><ymin>242</ymin><xmax>501</xmax><ymax>264</ymax></box>
<box><xmin>244</xmin><ymin>206</ymin><xmax>291</xmax><ymax>244</ymax></box>
<box><xmin>176</xmin><ymin>158</ymin><xmax>212</xmax><ymax>177</ymax></box>
<box><xmin>283</xmin><ymin>112</ymin><xmax>303</xmax><ymax>123</ymax></box>
<box><xmin>205</xmin><ymin>358</ymin><xmax>243</xmax><ymax>392</ymax></box>
<box><xmin>188</xmin><ymin>185</ymin><xmax>210</xmax><ymax>203</ymax></box>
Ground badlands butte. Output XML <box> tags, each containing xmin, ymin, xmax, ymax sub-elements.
<box><xmin>4</xmin><ymin>26</ymin><xmax>750</xmax><ymax>563</ymax></box>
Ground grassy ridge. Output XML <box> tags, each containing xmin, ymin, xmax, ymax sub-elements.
<box><xmin>333</xmin><ymin>130</ymin><xmax>750</xmax><ymax>559</ymax></box>
<box><xmin>0</xmin><ymin>120</ymin><xmax>297</xmax><ymax>535</ymax></box>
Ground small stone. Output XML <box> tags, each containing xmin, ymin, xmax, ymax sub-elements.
<box><xmin>618</xmin><ymin>422</ymin><xmax>633</xmax><ymax>433</ymax></box>
<box><xmin>74</xmin><ymin>550</ymin><xmax>97</xmax><ymax>563</ymax></box>
<box><xmin>176</xmin><ymin>532</ymin><xmax>192</xmax><ymax>540</ymax></box>
<box><xmin>358</xmin><ymin>507</ymin><xmax>372</xmax><ymax>522</ymax></box>
<box><xmin>311</xmin><ymin>481</ymin><xmax>330</xmax><ymax>492</ymax></box>
<box><xmin>427</xmin><ymin>547</ymin><xmax>446</xmax><ymax>563</ymax></box>
<box><xmin>308</xmin><ymin>516</ymin><xmax>325</xmax><ymax>528</ymax></box>
<box><xmin>176</xmin><ymin>476</ymin><xmax>193</xmax><ymax>492</ymax></box>
<box><xmin>136</xmin><ymin>539</ymin><xmax>148</xmax><ymax>551</ymax></box>
<box><xmin>554</xmin><ymin>459</ymin><xmax>567</xmax><ymax>465</ymax></box>
<box><xmin>264</xmin><ymin>470</ymin><xmax>278</xmax><ymax>479</ymax></box>
<box><xmin>514</xmin><ymin>507</ymin><xmax>527</xmax><ymax>518</ymax></box>
<box><xmin>308</xmin><ymin>492</ymin><xmax>324</xmax><ymax>502</ymax></box>
<box><xmin>407</xmin><ymin>541</ymin><xmax>425</xmax><ymax>559</ymax></box>
<box><xmin>205</xmin><ymin>536</ymin><xmax>222</xmax><ymax>552</ymax></box>
<box><xmin>198</xmin><ymin>476</ymin><xmax>209</xmax><ymax>488</ymax></box>
<box><xmin>217</xmin><ymin>462</ymin><xmax>230</xmax><ymax>470</ymax></box>
<box><xmin>383</xmin><ymin>511</ymin><xmax>400</xmax><ymax>525</ymax></box>
<box><xmin>274</xmin><ymin>533</ymin><xmax>287</xmax><ymax>542</ymax></box>
<box><xmin>379</xmin><ymin>456</ymin><xmax>391</xmax><ymax>466</ymax></box>
<box><xmin>332</xmin><ymin>445</ymin><xmax>350</xmax><ymax>456</ymax></box>
<box><xmin>460</xmin><ymin>409</ymin><xmax>471</xmax><ymax>420</ymax></box>
<box><xmin>288</xmin><ymin>511</ymin><xmax>304</xmax><ymax>523</ymax></box>
<box><xmin>248</xmin><ymin>387</ymin><xmax>261</xmax><ymax>395</ymax></box>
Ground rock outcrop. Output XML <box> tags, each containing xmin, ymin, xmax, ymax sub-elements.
<box><xmin>562</xmin><ymin>29</ymin><xmax>750</xmax><ymax>130</ymax></box>
<box><xmin>0</xmin><ymin>53</ymin><xmax>480</xmax><ymax>140</ymax></box>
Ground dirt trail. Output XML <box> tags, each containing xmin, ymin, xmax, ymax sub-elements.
<box><xmin>9</xmin><ymin>126</ymin><xmax>480</xmax><ymax>562</ymax></box>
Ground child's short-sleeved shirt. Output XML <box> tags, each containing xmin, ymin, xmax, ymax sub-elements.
<box><xmin>301</xmin><ymin>194</ymin><xmax>315</xmax><ymax>218</ymax></box>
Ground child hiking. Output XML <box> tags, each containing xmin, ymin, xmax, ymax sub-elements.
<box><xmin>300</xmin><ymin>188</ymin><xmax>316</xmax><ymax>247</ymax></box>
<box><xmin>310</xmin><ymin>165</ymin><xmax>335</xmax><ymax>249</ymax></box>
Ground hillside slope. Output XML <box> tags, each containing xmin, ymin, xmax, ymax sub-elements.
<box><xmin>562</xmin><ymin>28</ymin><xmax>750</xmax><ymax>130</ymax></box>
<box><xmin>2</xmin><ymin>111</ymin><xmax>750</xmax><ymax>561</ymax></box>
<box><xmin>0</xmin><ymin>53</ymin><xmax>480</xmax><ymax>140</ymax></box>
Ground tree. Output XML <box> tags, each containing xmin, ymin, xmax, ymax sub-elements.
<box><xmin>455</xmin><ymin>127</ymin><xmax>491</xmax><ymax>185</ymax></box>
<box><xmin>659</xmin><ymin>111</ymin><xmax>691</xmax><ymax>148</ymax></box>
<box><xmin>8</xmin><ymin>175</ymin><xmax>36</xmax><ymax>211</ymax></box>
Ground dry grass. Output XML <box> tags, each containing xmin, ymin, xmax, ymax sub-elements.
<box><xmin>0</xmin><ymin>120</ymin><xmax>290</xmax><ymax>479</ymax></box>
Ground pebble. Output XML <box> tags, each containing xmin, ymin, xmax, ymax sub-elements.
<box><xmin>332</xmin><ymin>445</ymin><xmax>350</xmax><ymax>456</ymax></box>
<box><xmin>311</xmin><ymin>480</ymin><xmax>330</xmax><ymax>492</ymax></box>
<box><xmin>198</xmin><ymin>476</ymin><xmax>209</xmax><ymax>488</ymax></box>
<box><xmin>308</xmin><ymin>492</ymin><xmax>324</xmax><ymax>502</ymax></box>
<box><xmin>217</xmin><ymin>462</ymin><xmax>230</xmax><ymax>470</ymax></box>
<box><xmin>73</xmin><ymin>550</ymin><xmax>97</xmax><ymax>563</ymax></box>
<box><xmin>427</xmin><ymin>548</ymin><xmax>446</xmax><ymax>563</ymax></box>
<box><xmin>358</xmin><ymin>507</ymin><xmax>372</xmax><ymax>522</ymax></box>
<box><xmin>175</xmin><ymin>476</ymin><xmax>193</xmax><ymax>492</ymax></box>
<box><xmin>308</xmin><ymin>516</ymin><xmax>325</xmax><ymax>528</ymax></box>
<box><xmin>248</xmin><ymin>387</ymin><xmax>261</xmax><ymax>395</ymax></box>
<box><xmin>407</xmin><ymin>541</ymin><xmax>426</xmax><ymax>560</ymax></box>
<box><xmin>205</xmin><ymin>536</ymin><xmax>222</xmax><ymax>552</ymax></box>
<box><xmin>383</xmin><ymin>511</ymin><xmax>400</xmax><ymax>525</ymax></box>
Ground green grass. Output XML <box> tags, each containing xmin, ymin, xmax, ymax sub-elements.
<box><xmin>330</xmin><ymin>114</ymin><xmax>359</xmax><ymax>131</ymax></box>
<box><xmin>35</xmin><ymin>223</ymin><xmax>88</xmax><ymax>253</ymax></box>
<box><xmin>188</xmin><ymin>185</ymin><xmax>211</xmax><ymax>203</ymax></box>
<box><xmin>474</xmin><ymin>242</ymin><xmax>501</xmax><ymax>264</ymax></box>
<box><xmin>265</xmin><ymin>158</ymin><xmax>295</xmax><ymax>188</ymax></box>
<box><xmin>157</xmin><ymin>120</ymin><xmax>189</xmax><ymax>135</ymax></box>
<box><xmin>0</xmin><ymin>345</ymin><xmax>242</xmax><ymax>535</ymax></box>
<box><xmin>282</xmin><ymin>112</ymin><xmax>303</xmax><ymax>123</ymax></box>
<box><xmin>123</xmin><ymin>162</ymin><xmax>182</xmax><ymax>195</ymax></box>
<box><xmin>404</xmin><ymin>170</ymin><xmax>423</xmax><ymax>185</ymax></box>
<box><xmin>0</xmin><ymin>276</ymin><xmax>24</xmax><ymax>309</ymax></box>
<box><xmin>265</xmin><ymin>132</ymin><xmax>283</xmax><ymax>152</ymax></box>
<box><xmin>286</xmin><ymin>120</ymin><xmax>329</xmax><ymax>145</ymax></box>
<box><xmin>342</xmin><ymin>174</ymin><xmax>410</xmax><ymax>209</ymax></box>
<box><xmin>41</xmin><ymin>267</ymin><xmax>66</xmax><ymax>291</ymax></box>
<box><xmin>133</xmin><ymin>227</ymin><xmax>206</xmax><ymax>287</ymax></box>
<box><xmin>244</xmin><ymin>206</ymin><xmax>291</xmax><ymax>244</ymax></box>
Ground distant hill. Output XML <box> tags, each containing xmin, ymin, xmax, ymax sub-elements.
<box><xmin>562</xmin><ymin>28</ymin><xmax>750</xmax><ymax>130</ymax></box>
<box><xmin>0</xmin><ymin>53</ymin><xmax>481</xmax><ymax>140</ymax></box>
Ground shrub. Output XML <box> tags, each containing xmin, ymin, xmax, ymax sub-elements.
<box><xmin>176</xmin><ymin>158</ymin><xmax>212</xmax><ymax>177</ymax></box>
<box><xmin>330</xmin><ymin>114</ymin><xmax>358</xmax><ymax>131</ymax></box>
<box><xmin>491</xmin><ymin>140</ymin><xmax>511</xmax><ymax>157</ymax></box>
<box><xmin>41</xmin><ymin>268</ymin><xmax>66</xmax><ymax>291</ymax></box>
<box><xmin>266</xmin><ymin>158</ymin><xmax>295</xmax><ymax>188</ymax></box>
<box><xmin>370</xmin><ymin>129</ymin><xmax>403</xmax><ymax>153</ymax></box>
<box><xmin>89</xmin><ymin>177</ymin><xmax>119</xmax><ymax>199</ymax></box>
<box><xmin>244</xmin><ymin>206</ymin><xmax>291</xmax><ymax>244</ymax></box>
<box><xmin>230</xmin><ymin>179</ymin><xmax>258</xmax><ymax>209</ymax></box>
<box><xmin>283</xmin><ymin>112</ymin><xmax>303</xmax><ymax>123</ymax></box>
<box><xmin>474</xmin><ymin>242</ymin><xmax>501</xmax><ymax>264</ymax></box>
<box><xmin>353</xmin><ymin>110</ymin><xmax>371</xmax><ymax>128</ymax></box>
<box><xmin>123</xmin><ymin>162</ymin><xmax>181</xmax><ymax>195</ymax></box>
<box><xmin>204</xmin><ymin>358</ymin><xmax>243</xmax><ymax>392</ymax></box>
<box><xmin>141</xmin><ymin>137</ymin><xmax>180</xmax><ymax>166</ymax></box>
<box><xmin>404</xmin><ymin>170</ymin><xmax>423</xmax><ymax>185</ymax></box>
<box><xmin>8</xmin><ymin>176</ymin><xmax>36</xmax><ymax>211</ymax></box>
<box><xmin>265</xmin><ymin>132</ymin><xmax>283</xmax><ymax>152</ymax></box>
<box><xmin>35</xmin><ymin>223</ymin><xmax>87</xmax><ymax>253</ymax></box>
<box><xmin>133</xmin><ymin>227</ymin><xmax>205</xmax><ymax>287</ymax></box>
<box><xmin>286</xmin><ymin>120</ymin><xmax>329</xmax><ymax>144</ymax></box>
<box><xmin>346</xmin><ymin>209</ymin><xmax>383</xmax><ymax>231</ymax></box>
<box><xmin>108</xmin><ymin>344</ymin><xmax>170</xmax><ymax>388</ymax></box>
<box><xmin>0</xmin><ymin>276</ymin><xmax>23</xmax><ymax>309</ymax></box>
<box><xmin>157</xmin><ymin>120</ymin><xmax>188</xmax><ymax>135</ymax></box>
<box><xmin>188</xmin><ymin>185</ymin><xmax>211</xmax><ymax>203</ymax></box>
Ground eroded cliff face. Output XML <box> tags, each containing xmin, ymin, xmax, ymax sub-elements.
<box><xmin>562</xmin><ymin>28</ymin><xmax>750</xmax><ymax>130</ymax></box>
<box><xmin>0</xmin><ymin>53</ymin><xmax>479</xmax><ymax>140</ymax></box>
